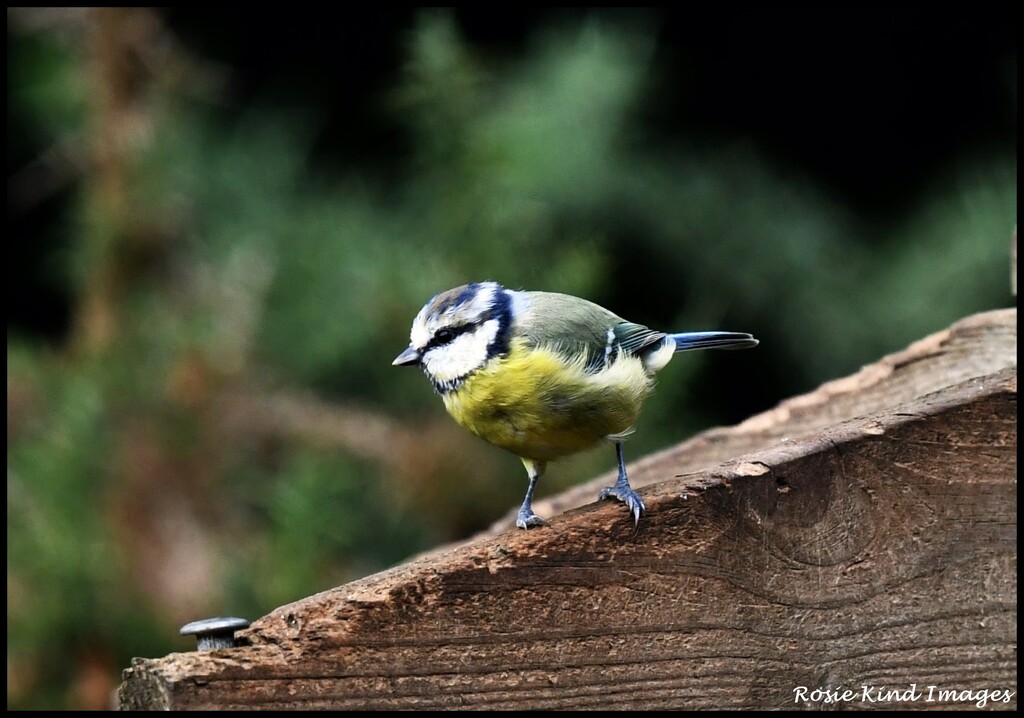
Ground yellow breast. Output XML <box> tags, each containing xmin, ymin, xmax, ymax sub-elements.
<box><xmin>442</xmin><ymin>339</ymin><xmax>654</xmax><ymax>462</ymax></box>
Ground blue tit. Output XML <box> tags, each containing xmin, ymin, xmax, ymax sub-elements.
<box><xmin>393</xmin><ymin>281</ymin><xmax>758</xmax><ymax>529</ymax></box>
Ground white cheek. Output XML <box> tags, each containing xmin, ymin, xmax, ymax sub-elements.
<box><xmin>423</xmin><ymin>319</ymin><xmax>500</xmax><ymax>382</ymax></box>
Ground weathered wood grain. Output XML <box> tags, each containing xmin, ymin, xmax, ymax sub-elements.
<box><xmin>118</xmin><ymin>309</ymin><xmax>1017</xmax><ymax>710</ymax></box>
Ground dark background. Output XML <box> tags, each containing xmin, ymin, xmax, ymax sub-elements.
<box><xmin>10</xmin><ymin>7</ymin><xmax>1017</xmax><ymax>340</ymax></box>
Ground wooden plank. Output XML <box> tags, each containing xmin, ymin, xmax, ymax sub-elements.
<box><xmin>118</xmin><ymin>309</ymin><xmax>1017</xmax><ymax>710</ymax></box>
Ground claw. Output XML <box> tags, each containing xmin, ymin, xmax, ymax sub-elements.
<box><xmin>599</xmin><ymin>484</ymin><xmax>646</xmax><ymax>526</ymax></box>
<box><xmin>601</xmin><ymin>442</ymin><xmax>646</xmax><ymax>527</ymax></box>
<box><xmin>516</xmin><ymin>510</ymin><xmax>546</xmax><ymax>530</ymax></box>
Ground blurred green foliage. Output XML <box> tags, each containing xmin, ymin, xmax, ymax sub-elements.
<box><xmin>6</xmin><ymin>9</ymin><xmax>1016</xmax><ymax>709</ymax></box>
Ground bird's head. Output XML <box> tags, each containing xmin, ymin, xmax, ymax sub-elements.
<box><xmin>393</xmin><ymin>281</ymin><xmax>514</xmax><ymax>393</ymax></box>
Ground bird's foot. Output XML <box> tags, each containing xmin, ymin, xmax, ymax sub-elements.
<box><xmin>599</xmin><ymin>484</ymin><xmax>646</xmax><ymax>526</ymax></box>
<box><xmin>515</xmin><ymin>508</ymin><xmax>546</xmax><ymax>530</ymax></box>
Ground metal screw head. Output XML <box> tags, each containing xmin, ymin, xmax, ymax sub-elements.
<box><xmin>180</xmin><ymin>617</ymin><xmax>250</xmax><ymax>651</ymax></box>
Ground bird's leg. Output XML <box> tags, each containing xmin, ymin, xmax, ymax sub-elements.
<box><xmin>598</xmin><ymin>442</ymin><xmax>646</xmax><ymax>526</ymax></box>
<box><xmin>516</xmin><ymin>459</ymin><xmax>547</xmax><ymax>529</ymax></box>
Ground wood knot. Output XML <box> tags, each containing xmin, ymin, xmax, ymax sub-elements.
<box><xmin>739</xmin><ymin>452</ymin><xmax>876</xmax><ymax>566</ymax></box>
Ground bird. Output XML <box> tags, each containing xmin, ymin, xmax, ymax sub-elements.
<box><xmin>393</xmin><ymin>281</ymin><xmax>758</xmax><ymax>529</ymax></box>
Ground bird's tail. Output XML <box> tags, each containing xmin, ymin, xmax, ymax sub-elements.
<box><xmin>669</xmin><ymin>331</ymin><xmax>759</xmax><ymax>352</ymax></box>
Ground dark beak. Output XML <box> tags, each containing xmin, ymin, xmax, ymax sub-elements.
<box><xmin>392</xmin><ymin>346</ymin><xmax>422</xmax><ymax>366</ymax></box>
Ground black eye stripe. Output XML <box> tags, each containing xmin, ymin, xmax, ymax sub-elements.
<box><xmin>422</xmin><ymin>286</ymin><xmax>511</xmax><ymax>360</ymax></box>
<box><xmin>429</xmin><ymin>324</ymin><xmax>472</xmax><ymax>349</ymax></box>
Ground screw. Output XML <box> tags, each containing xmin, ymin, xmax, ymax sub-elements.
<box><xmin>179</xmin><ymin>617</ymin><xmax>250</xmax><ymax>651</ymax></box>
